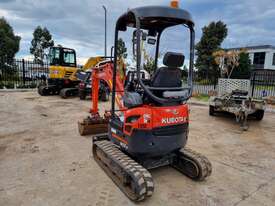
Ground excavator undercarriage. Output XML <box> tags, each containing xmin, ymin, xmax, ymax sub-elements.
<box><xmin>93</xmin><ymin>135</ymin><xmax>211</xmax><ymax>201</ymax></box>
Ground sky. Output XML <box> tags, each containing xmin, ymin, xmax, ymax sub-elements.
<box><xmin>0</xmin><ymin>0</ymin><xmax>275</xmax><ymax>65</ymax></box>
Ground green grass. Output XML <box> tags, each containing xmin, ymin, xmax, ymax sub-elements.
<box><xmin>193</xmin><ymin>94</ymin><xmax>210</xmax><ymax>102</ymax></box>
<box><xmin>255</xmin><ymin>85</ymin><xmax>275</xmax><ymax>90</ymax></box>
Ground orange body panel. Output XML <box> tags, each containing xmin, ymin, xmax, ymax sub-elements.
<box><xmin>90</xmin><ymin>69</ymin><xmax>99</xmax><ymax>113</ymax></box>
<box><xmin>123</xmin><ymin>104</ymin><xmax>189</xmax><ymax>136</ymax></box>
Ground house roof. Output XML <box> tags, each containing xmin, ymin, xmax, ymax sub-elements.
<box><xmin>226</xmin><ymin>45</ymin><xmax>275</xmax><ymax>51</ymax></box>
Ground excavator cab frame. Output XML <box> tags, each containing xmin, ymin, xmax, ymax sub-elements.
<box><xmin>49</xmin><ymin>46</ymin><xmax>77</xmax><ymax>68</ymax></box>
<box><xmin>111</xmin><ymin>6</ymin><xmax>195</xmax><ymax>117</ymax></box>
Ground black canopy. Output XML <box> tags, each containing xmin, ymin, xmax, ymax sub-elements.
<box><xmin>117</xmin><ymin>6</ymin><xmax>194</xmax><ymax>31</ymax></box>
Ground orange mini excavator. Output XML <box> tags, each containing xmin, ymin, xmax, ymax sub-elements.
<box><xmin>78</xmin><ymin>59</ymin><xmax>125</xmax><ymax>135</ymax></box>
<box><xmin>78</xmin><ymin>2</ymin><xmax>212</xmax><ymax>202</ymax></box>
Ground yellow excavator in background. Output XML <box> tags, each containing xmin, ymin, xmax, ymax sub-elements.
<box><xmin>38</xmin><ymin>45</ymin><xmax>103</xmax><ymax>98</ymax></box>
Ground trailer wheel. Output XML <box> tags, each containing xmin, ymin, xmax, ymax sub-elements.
<box><xmin>253</xmin><ymin>109</ymin><xmax>264</xmax><ymax>121</ymax></box>
<box><xmin>209</xmin><ymin>105</ymin><xmax>215</xmax><ymax>116</ymax></box>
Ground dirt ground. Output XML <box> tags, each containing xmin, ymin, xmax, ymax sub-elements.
<box><xmin>0</xmin><ymin>91</ymin><xmax>275</xmax><ymax>206</ymax></box>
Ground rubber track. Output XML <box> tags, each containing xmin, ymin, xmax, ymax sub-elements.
<box><xmin>60</xmin><ymin>88</ymin><xmax>70</xmax><ymax>98</ymax></box>
<box><xmin>173</xmin><ymin>147</ymin><xmax>212</xmax><ymax>181</ymax></box>
<box><xmin>93</xmin><ymin>140</ymin><xmax>154</xmax><ymax>201</ymax></box>
<box><xmin>60</xmin><ymin>88</ymin><xmax>78</xmax><ymax>98</ymax></box>
<box><xmin>37</xmin><ymin>85</ymin><xmax>57</xmax><ymax>96</ymax></box>
<box><xmin>38</xmin><ymin>85</ymin><xmax>49</xmax><ymax>96</ymax></box>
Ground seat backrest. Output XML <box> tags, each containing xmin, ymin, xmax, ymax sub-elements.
<box><xmin>151</xmin><ymin>52</ymin><xmax>184</xmax><ymax>87</ymax></box>
<box><xmin>123</xmin><ymin>92</ymin><xmax>143</xmax><ymax>108</ymax></box>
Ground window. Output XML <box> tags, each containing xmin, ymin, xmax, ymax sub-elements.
<box><xmin>54</xmin><ymin>49</ymin><xmax>60</xmax><ymax>59</ymax></box>
<box><xmin>63</xmin><ymin>50</ymin><xmax>75</xmax><ymax>65</ymax></box>
<box><xmin>49</xmin><ymin>47</ymin><xmax>60</xmax><ymax>65</ymax></box>
<box><xmin>253</xmin><ymin>52</ymin><xmax>265</xmax><ymax>65</ymax></box>
<box><xmin>273</xmin><ymin>53</ymin><xmax>275</xmax><ymax>65</ymax></box>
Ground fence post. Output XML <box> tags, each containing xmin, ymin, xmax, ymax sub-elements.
<box><xmin>214</xmin><ymin>76</ymin><xmax>217</xmax><ymax>90</ymax></box>
<box><xmin>251</xmin><ymin>71</ymin><xmax>256</xmax><ymax>97</ymax></box>
<box><xmin>22</xmin><ymin>59</ymin><xmax>26</xmax><ymax>86</ymax></box>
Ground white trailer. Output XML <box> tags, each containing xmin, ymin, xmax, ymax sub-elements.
<box><xmin>209</xmin><ymin>78</ymin><xmax>265</xmax><ymax>130</ymax></box>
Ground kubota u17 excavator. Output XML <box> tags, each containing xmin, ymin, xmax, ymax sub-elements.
<box><xmin>78</xmin><ymin>2</ymin><xmax>212</xmax><ymax>202</ymax></box>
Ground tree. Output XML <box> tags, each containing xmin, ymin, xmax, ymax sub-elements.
<box><xmin>0</xmin><ymin>17</ymin><xmax>21</xmax><ymax>60</ymax></box>
<box><xmin>213</xmin><ymin>50</ymin><xmax>239</xmax><ymax>78</ymax></box>
<box><xmin>117</xmin><ymin>38</ymin><xmax>127</xmax><ymax>59</ymax></box>
<box><xmin>143</xmin><ymin>55</ymin><xmax>155</xmax><ymax>75</ymax></box>
<box><xmin>30</xmin><ymin>26</ymin><xmax>54</xmax><ymax>64</ymax></box>
<box><xmin>0</xmin><ymin>18</ymin><xmax>20</xmax><ymax>84</ymax></box>
<box><xmin>213</xmin><ymin>49</ymin><xmax>251</xmax><ymax>79</ymax></box>
<box><xmin>231</xmin><ymin>52</ymin><xmax>251</xmax><ymax>79</ymax></box>
<box><xmin>195</xmin><ymin>21</ymin><xmax>228</xmax><ymax>82</ymax></box>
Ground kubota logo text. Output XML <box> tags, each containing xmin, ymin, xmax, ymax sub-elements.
<box><xmin>161</xmin><ymin>116</ymin><xmax>185</xmax><ymax>124</ymax></box>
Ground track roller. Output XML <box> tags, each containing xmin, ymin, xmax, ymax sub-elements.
<box><xmin>172</xmin><ymin>148</ymin><xmax>212</xmax><ymax>181</ymax></box>
<box><xmin>93</xmin><ymin>140</ymin><xmax>154</xmax><ymax>201</ymax></box>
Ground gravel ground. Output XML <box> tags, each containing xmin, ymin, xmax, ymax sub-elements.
<box><xmin>0</xmin><ymin>91</ymin><xmax>275</xmax><ymax>206</ymax></box>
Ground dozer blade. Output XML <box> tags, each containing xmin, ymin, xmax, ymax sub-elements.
<box><xmin>78</xmin><ymin>117</ymin><xmax>108</xmax><ymax>136</ymax></box>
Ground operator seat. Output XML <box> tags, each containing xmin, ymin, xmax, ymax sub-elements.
<box><xmin>151</xmin><ymin>52</ymin><xmax>184</xmax><ymax>96</ymax></box>
<box><xmin>123</xmin><ymin>52</ymin><xmax>185</xmax><ymax>108</ymax></box>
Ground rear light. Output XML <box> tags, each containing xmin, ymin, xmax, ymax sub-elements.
<box><xmin>64</xmin><ymin>79</ymin><xmax>70</xmax><ymax>84</ymax></box>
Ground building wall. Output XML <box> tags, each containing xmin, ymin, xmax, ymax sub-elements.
<box><xmin>265</xmin><ymin>50</ymin><xmax>275</xmax><ymax>70</ymax></box>
<box><xmin>247</xmin><ymin>48</ymin><xmax>275</xmax><ymax>70</ymax></box>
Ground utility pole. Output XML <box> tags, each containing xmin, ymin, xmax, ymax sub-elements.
<box><xmin>102</xmin><ymin>5</ymin><xmax>107</xmax><ymax>57</ymax></box>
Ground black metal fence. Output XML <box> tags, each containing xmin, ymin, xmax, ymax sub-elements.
<box><xmin>251</xmin><ymin>69</ymin><xmax>275</xmax><ymax>98</ymax></box>
<box><xmin>1</xmin><ymin>58</ymin><xmax>275</xmax><ymax>98</ymax></box>
<box><xmin>0</xmin><ymin>58</ymin><xmax>49</xmax><ymax>89</ymax></box>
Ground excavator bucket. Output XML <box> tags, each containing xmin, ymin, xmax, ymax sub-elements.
<box><xmin>78</xmin><ymin>116</ymin><xmax>109</xmax><ymax>136</ymax></box>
